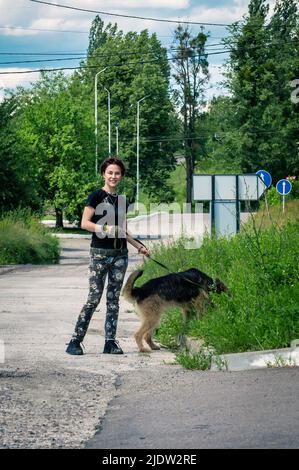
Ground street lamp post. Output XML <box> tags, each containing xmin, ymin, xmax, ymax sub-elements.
<box><xmin>115</xmin><ymin>125</ymin><xmax>119</xmax><ymax>156</ymax></box>
<box><xmin>136</xmin><ymin>96</ymin><xmax>148</xmax><ymax>211</ymax></box>
<box><xmin>105</xmin><ymin>86</ymin><xmax>111</xmax><ymax>156</ymax></box>
<box><xmin>98</xmin><ymin>85</ymin><xmax>111</xmax><ymax>157</ymax></box>
<box><xmin>94</xmin><ymin>67</ymin><xmax>107</xmax><ymax>174</ymax></box>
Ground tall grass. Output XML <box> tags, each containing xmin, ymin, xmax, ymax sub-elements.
<box><xmin>138</xmin><ymin>201</ymin><xmax>299</xmax><ymax>354</ymax></box>
<box><xmin>0</xmin><ymin>208</ymin><xmax>60</xmax><ymax>265</ymax></box>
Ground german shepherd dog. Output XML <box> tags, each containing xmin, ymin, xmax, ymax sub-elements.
<box><xmin>122</xmin><ymin>268</ymin><xmax>228</xmax><ymax>353</ymax></box>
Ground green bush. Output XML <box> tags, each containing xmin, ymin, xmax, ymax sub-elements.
<box><xmin>263</xmin><ymin>179</ymin><xmax>299</xmax><ymax>207</ymax></box>
<box><xmin>140</xmin><ymin>203</ymin><xmax>299</xmax><ymax>355</ymax></box>
<box><xmin>0</xmin><ymin>208</ymin><xmax>60</xmax><ymax>264</ymax></box>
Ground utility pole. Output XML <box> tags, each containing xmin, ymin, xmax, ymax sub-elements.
<box><xmin>94</xmin><ymin>67</ymin><xmax>107</xmax><ymax>174</ymax></box>
<box><xmin>136</xmin><ymin>96</ymin><xmax>148</xmax><ymax>211</ymax></box>
<box><xmin>116</xmin><ymin>125</ymin><xmax>119</xmax><ymax>156</ymax></box>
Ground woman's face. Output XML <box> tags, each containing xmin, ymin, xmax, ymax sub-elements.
<box><xmin>102</xmin><ymin>164</ymin><xmax>122</xmax><ymax>189</ymax></box>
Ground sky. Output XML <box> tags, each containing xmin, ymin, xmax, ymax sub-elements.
<box><xmin>0</xmin><ymin>0</ymin><xmax>276</xmax><ymax>101</ymax></box>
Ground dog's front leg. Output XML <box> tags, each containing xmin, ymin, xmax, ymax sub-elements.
<box><xmin>182</xmin><ymin>305</ymin><xmax>193</xmax><ymax>322</ymax></box>
<box><xmin>144</xmin><ymin>332</ymin><xmax>161</xmax><ymax>350</ymax></box>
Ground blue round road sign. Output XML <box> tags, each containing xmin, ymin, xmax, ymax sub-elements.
<box><xmin>256</xmin><ymin>170</ymin><xmax>272</xmax><ymax>188</ymax></box>
<box><xmin>276</xmin><ymin>179</ymin><xmax>292</xmax><ymax>195</ymax></box>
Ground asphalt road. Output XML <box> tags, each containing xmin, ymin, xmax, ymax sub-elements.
<box><xmin>87</xmin><ymin>366</ymin><xmax>299</xmax><ymax>449</ymax></box>
<box><xmin>1</xmin><ymin>237</ymin><xmax>298</xmax><ymax>449</ymax></box>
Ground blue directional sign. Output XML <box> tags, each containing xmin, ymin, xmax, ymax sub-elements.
<box><xmin>276</xmin><ymin>179</ymin><xmax>292</xmax><ymax>195</ymax></box>
<box><xmin>256</xmin><ymin>170</ymin><xmax>272</xmax><ymax>188</ymax></box>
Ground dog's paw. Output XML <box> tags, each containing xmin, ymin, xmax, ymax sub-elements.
<box><xmin>139</xmin><ymin>347</ymin><xmax>152</xmax><ymax>353</ymax></box>
<box><xmin>150</xmin><ymin>343</ymin><xmax>161</xmax><ymax>350</ymax></box>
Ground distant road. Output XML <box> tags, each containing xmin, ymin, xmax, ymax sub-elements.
<box><xmin>43</xmin><ymin>212</ymin><xmax>252</xmax><ymax>241</ymax></box>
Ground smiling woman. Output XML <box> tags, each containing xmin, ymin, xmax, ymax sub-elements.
<box><xmin>65</xmin><ymin>156</ymin><xmax>150</xmax><ymax>356</ymax></box>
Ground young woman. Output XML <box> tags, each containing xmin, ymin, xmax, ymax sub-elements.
<box><xmin>66</xmin><ymin>156</ymin><xmax>150</xmax><ymax>355</ymax></box>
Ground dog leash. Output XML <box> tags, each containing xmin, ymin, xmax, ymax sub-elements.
<box><xmin>135</xmin><ymin>238</ymin><xmax>209</xmax><ymax>289</ymax></box>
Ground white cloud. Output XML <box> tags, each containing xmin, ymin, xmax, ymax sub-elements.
<box><xmin>1</xmin><ymin>27</ymin><xmax>38</xmax><ymax>37</ymax></box>
<box><xmin>0</xmin><ymin>0</ymin><xmax>190</xmax><ymax>26</ymax></box>
<box><xmin>206</xmin><ymin>64</ymin><xmax>229</xmax><ymax>100</ymax></box>
<box><xmin>30</xmin><ymin>17</ymin><xmax>91</xmax><ymax>31</ymax></box>
<box><xmin>0</xmin><ymin>0</ymin><xmax>189</xmax><ymax>37</ymax></box>
<box><xmin>0</xmin><ymin>68</ymin><xmax>74</xmax><ymax>101</ymax></box>
<box><xmin>0</xmin><ymin>68</ymin><xmax>41</xmax><ymax>101</ymax></box>
<box><xmin>190</xmin><ymin>0</ymin><xmax>278</xmax><ymax>26</ymax></box>
<box><xmin>51</xmin><ymin>0</ymin><xmax>190</xmax><ymax>9</ymax></box>
<box><xmin>190</xmin><ymin>1</ymin><xmax>248</xmax><ymax>25</ymax></box>
<box><xmin>209</xmin><ymin>64</ymin><xmax>226</xmax><ymax>85</ymax></box>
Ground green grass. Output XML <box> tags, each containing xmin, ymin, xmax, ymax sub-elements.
<box><xmin>0</xmin><ymin>208</ymin><xmax>60</xmax><ymax>265</ymax></box>
<box><xmin>138</xmin><ymin>200</ymin><xmax>299</xmax><ymax>356</ymax></box>
<box><xmin>167</xmin><ymin>164</ymin><xmax>186</xmax><ymax>206</ymax></box>
<box><xmin>175</xmin><ymin>348</ymin><xmax>213</xmax><ymax>370</ymax></box>
<box><xmin>48</xmin><ymin>226</ymin><xmax>87</xmax><ymax>235</ymax></box>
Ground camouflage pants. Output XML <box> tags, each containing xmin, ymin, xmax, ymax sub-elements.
<box><xmin>72</xmin><ymin>248</ymin><xmax>128</xmax><ymax>342</ymax></box>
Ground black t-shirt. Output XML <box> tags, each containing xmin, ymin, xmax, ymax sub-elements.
<box><xmin>85</xmin><ymin>189</ymin><xmax>129</xmax><ymax>250</ymax></box>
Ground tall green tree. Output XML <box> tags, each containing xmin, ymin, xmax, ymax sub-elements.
<box><xmin>267</xmin><ymin>0</ymin><xmax>299</xmax><ymax>177</ymax></box>
<box><xmin>78</xmin><ymin>16</ymin><xmax>177</xmax><ymax>203</ymax></box>
<box><xmin>15</xmin><ymin>72</ymin><xmax>97</xmax><ymax>227</ymax></box>
<box><xmin>172</xmin><ymin>24</ymin><xmax>209</xmax><ymax>203</ymax></box>
<box><xmin>194</xmin><ymin>95</ymin><xmax>242</xmax><ymax>174</ymax></box>
<box><xmin>224</xmin><ymin>0</ymin><xmax>299</xmax><ymax>181</ymax></box>
<box><xmin>0</xmin><ymin>95</ymin><xmax>41</xmax><ymax>214</ymax></box>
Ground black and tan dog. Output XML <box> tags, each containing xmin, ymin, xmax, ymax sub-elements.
<box><xmin>122</xmin><ymin>268</ymin><xmax>228</xmax><ymax>353</ymax></box>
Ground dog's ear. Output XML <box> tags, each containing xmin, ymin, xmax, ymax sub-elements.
<box><xmin>215</xmin><ymin>278</ymin><xmax>229</xmax><ymax>294</ymax></box>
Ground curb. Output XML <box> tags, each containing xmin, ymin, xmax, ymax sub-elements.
<box><xmin>51</xmin><ymin>233</ymin><xmax>162</xmax><ymax>240</ymax></box>
<box><xmin>183</xmin><ymin>336</ymin><xmax>299</xmax><ymax>371</ymax></box>
<box><xmin>52</xmin><ymin>233</ymin><xmax>91</xmax><ymax>239</ymax></box>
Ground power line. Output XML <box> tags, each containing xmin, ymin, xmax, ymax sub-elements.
<box><xmin>0</xmin><ymin>24</ymin><xmax>227</xmax><ymax>41</ymax></box>
<box><xmin>0</xmin><ymin>25</ymin><xmax>88</xmax><ymax>34</ymax></box>
<box><xmin>2</xmin><ymin>37</ymin><xmax>297</xmax><ymax>73</ymax></box>
<box><xmin>0</xmin><ymin>43</ymin><xmax>226</xmax><ymax>56</ymax></box>
<box><xmin>89</xmin><ymin>128</ymin><xmax>299</xmax><ymax>146</ymax></box>
<box><xmin>0</xmin><ymin>25</ymin><xmax>228</xmax><ymax>41</ymax></box>
<box><xmin>0</xmin><ymin>51</ymin><xmax>88</xmax><ymax>56</ymax></box>
<box><xmin>0</xmin><ymin>46</ymin><xmax>229</xmax><ymax>65</ymax></box>
<box><xmin>0</xmin><ymin>50</ymin><xmax>165</xmax><ymax>65</ymax></box>
<box><xmin>1</xmin><ymin>35</ymin><xmax>297</xmax><ymax>58</ymax></box>
<box><xmin>0</xmin><ymin>50</ymin><xmax>230</xmax><ymax>73</ymax></box>
<box><xmin>28</xmin><ymin>0</ymin><xmax>231</xmax><ymax>27</ymax></box>
<box><xmin>0</xmin><ymin>57</ymin><xmax>86</xmax><ymax>65</ymax></box>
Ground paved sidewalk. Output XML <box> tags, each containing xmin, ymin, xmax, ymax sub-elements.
<box><xmin>0</xmin><ymin>238</ymin><xmax>175</xmax><ymax>448</ymax></box>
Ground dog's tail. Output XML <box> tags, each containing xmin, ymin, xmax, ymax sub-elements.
<box><xmin>122</xmin><ymin>269</ymin><xmax>144</xmax><ymax>302</ymax></box>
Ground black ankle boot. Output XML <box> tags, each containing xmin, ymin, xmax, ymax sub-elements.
<box><xmin>103</xmin><ymin>339</ymin><xmax>123</xmax><ymax>355</ymax></box>
<box><xmin>66</xmin><ymin>339</ymin><xmax>83</xmax><ymax>355</ymax></box>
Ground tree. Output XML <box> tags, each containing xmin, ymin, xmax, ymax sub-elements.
<box><xmin>15</xmin><ymin>72</ymin><xmax>98</xmax><ymax>227</ymax></box>
<box><xmin>0</xmin><ymin>95</ymin><xmax>41</xmax><ymax>214</ymax></box>
<box><xmin>79</xmin><ymin>16</ymin><xmax>177</xmax><ymax>203</ymax></box>
<box><xmin>172</xmin><ymin>24</ymin><xmax>209</xmax><ymax>203</ymax></box>
<box><xmin>194</xmin><ymin>96</ymin><xmax>242</xmax><ymax>174</ymax></box>
<box><xmin>224</xmin><ymin>0</ymin><xmax>299</xmax><ymax>181</ymax></box>
<box><xmin>266</xmin><ymin>0</ymin><xmax>299</xmax><ymax>178</ymax></box>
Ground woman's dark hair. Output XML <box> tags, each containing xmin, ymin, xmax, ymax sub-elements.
<box><xmin>100</xmin><ymin>156</ymin><xmax>126</xmax><ymax>176</ymax></box>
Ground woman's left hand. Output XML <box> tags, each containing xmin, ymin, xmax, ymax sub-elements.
<box><xmin>139</xmin><ymin>246</ymin><xmax>150</xmax><ymax>257</ymax></box>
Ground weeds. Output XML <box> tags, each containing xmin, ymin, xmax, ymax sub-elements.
<box><xmin>176</xmin><ymin>348</ymin><xmax>213</xmax><ymax>370</ymax></box>
<box><xmin>266</xmin><ymin>355</ymin><xmax>297</xmax><ymax>368</ymax></box>
<box><xmin>145</xmin><ymin>201</ymin><xmax>299</xmax><ymax>356</ymax></box>
<box><xmin>0</xmin><ymin>208</ymin><xmax>60</xmax><ymax>264</ymax></box>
